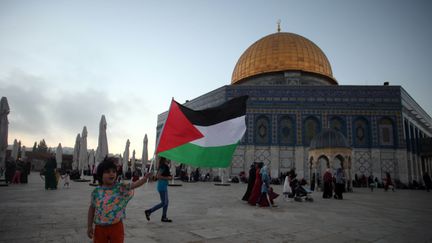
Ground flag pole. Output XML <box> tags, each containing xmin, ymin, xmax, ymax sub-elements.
<box><xmin>146</xmin><ymin>98</ymin><xmax>175</xmax><ymax>184</ymax></box>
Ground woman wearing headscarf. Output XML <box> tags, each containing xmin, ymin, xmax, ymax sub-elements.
<box><xmin>322</xmin><ymin>168</ymin><xmax>333</xmax><ymax>199</ymax></box>
<box><xmin>257</xmin><ymin>165</ymin><xmax>271</xmax><ymax>206</ymax></box>
<box><xmin>384</xmin><ymin>172</ymin><xmax>395</xmax><ymax>192</ymax></box>
<box><xmin>242</xmin><ymin>163</ymin><xmax>256</xmax><ymax>201</ymax></box>
<box><xmin>44</xmin><ymin>157</ymin><xmax>57</xmax><ymax>190</ymax></box>
<box><xmin>5</xmin><ymin>157</ymin><xmax>15</xmax><ymax>184</ymax></box>
<box><xmin>248</xmin><ymin>162</ymin><xmax>263</xmax><ymax>205</ymax></box>
<box><xmin>334</xmin><ymin>168</ymin><xmax>345</xmax><ymax>200</ymax></box>
<box><xmin>283</xmin><ymin>172</ymin><xmax>292</xmax><ymax>200</ymax></box>
<box><xmin>257</xmin><ymin>165</ymin><xmax>279</xmax><ymax>207</ymax></box>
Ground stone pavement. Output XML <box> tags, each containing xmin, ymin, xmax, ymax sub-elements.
<box><xmin>1</xmin><ymin>174</ymin><xmax>432</xmax><ymax>243</ymax></box>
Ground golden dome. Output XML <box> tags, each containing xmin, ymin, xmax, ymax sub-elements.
<box><xmin>231</xmin><ymin>32</ymin><xmax>336</xmax><ymax>85</ymax></box>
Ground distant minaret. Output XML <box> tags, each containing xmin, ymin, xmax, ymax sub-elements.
<box><xmin>277</xmin><ymin>19</ymin><xmax>281</xmax><ymax>32</ymax></box>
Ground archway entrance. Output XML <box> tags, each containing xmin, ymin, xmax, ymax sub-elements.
<box><xmin>316</xmin><ymin>155</ymin><xmax>329</xmax><ymax>189</ymax></box>
<box><xmin>308</xmin><ymin>128</ymin><xmax>353</xmax><ymax>191</ymax></box>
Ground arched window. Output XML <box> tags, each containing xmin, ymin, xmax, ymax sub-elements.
<box><xmin>353</xmin><ymin>117</ymin><xmax>370</xmax><ymax>146</ymax></box>
<box><xmin>279</xmin><ymin>116</ymin><xmax>295</xmax><ymax>145</ymax></box>
<box><xmin>379</xmin><ymin>118</ymin><xmax>394</xmax><ymax>146</ymax></box>
<box><xmin>303</xmin><ymin>116</ymin><xmax>320</xmax><ymax>146</ymax></box>
<box><xmin>329</xmin><ymin>116</ymin><xmax>346</xmax><ymax>136</ymax></box>
<box><xmin>255</xmin><ymin>115</ymin><xmax>270</xmax><ymax>144</ymax></box>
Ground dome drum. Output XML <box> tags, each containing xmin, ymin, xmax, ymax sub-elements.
<box><xmin>234</xmin><ymin>70</ymin><xmax>336</xmax><ymax>86</ymax></box>
<box><xmin>309</xmin><ymin>128</ymin><xmax>350</xmax><ymax>150</ymax></box>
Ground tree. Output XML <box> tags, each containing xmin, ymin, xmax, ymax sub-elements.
<box><xmin>32</xmin><ymin>142</ymin><xmax>37</xmax><ymax>152</ymax></box>
<box><xmin>37</xmin><ymin>139</ymin><xmax>48</xmax><ymax>153</ymax></box>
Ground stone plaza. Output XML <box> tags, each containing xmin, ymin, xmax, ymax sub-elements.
<box><xmin>1</xmin><ymin>174</ymin><xmax>432</xmax><ymax>243</ymax></box>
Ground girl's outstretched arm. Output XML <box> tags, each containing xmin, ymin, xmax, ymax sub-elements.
<box><xmin>130</xmin><ymin>173</ymin><xmax>151</xmax><ymax>189</ymax></box>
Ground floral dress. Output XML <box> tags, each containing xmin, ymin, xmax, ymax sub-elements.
<box><xmin>91</xmin><ymin>183</ymin><xmax>134</xmax><ymax>225</ymax></box>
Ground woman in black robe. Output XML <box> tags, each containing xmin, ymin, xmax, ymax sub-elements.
<box><xmin>5</xmin><ymin>157</ymin><xmax>15</xmax><ymax>184</ymax></box>
<box><xmin>242</xmin><ymin>163</ymin><xmax>256</xmax><ymax>201</ymax></box>
<box><xmin>44</xmin><ymin>157</ymin><xmax>57</xmax><ymax>190</ymax></box>
<box><xmin>17</xmin><ymin>159</ymin><xmax>28</xmax><ymax>183</ymax></box>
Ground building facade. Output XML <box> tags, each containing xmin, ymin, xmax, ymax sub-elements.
<box><xmin>157</xmin><ymin>31</ymin><xmax>432</xmax><ymax>185</ymax></box>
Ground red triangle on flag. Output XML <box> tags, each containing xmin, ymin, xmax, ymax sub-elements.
<box><xmin>156</xmin><ymin>100</ymin><xmax>204</xmax><ymax>154</ymax></box>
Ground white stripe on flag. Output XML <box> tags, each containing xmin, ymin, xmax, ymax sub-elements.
<box><xmin>190</xmin><ymin>116</ymin><xmax>246</xmax><ymax>147</ymax></box>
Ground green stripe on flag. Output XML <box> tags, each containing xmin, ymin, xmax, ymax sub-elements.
<box><xmin>158</xmin><ymin>142</ymin><xmax>239</xmax><ymax>168</ymax></box>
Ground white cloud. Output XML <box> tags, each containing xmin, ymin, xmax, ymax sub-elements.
<box><xmin>0</xmin><ymin>70</ymin><xmax>50</xmax><ymax>135</ymax></box>
<box><xmin>0</xmin><ymin>69</ymin><xmax>157</xmax><ymax>155</ymax></box>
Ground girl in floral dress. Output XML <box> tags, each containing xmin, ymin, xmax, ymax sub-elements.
<box><xmin>87</xmin><ymin>157</ymin><xmax>150</xmax><ymax>243</ymax></box>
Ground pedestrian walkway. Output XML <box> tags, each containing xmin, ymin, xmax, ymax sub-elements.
<box><xmin>1</xmin><ymin>174</ymin><xmax>432</xmax><ymax>242</ymax></box>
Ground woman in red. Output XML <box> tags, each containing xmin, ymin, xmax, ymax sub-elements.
<box><xmin>322</xmin><ymin>168</ymin><xmax>333</xmax><ymax>199</ymax></box>
<box><xmin>248</xmin><ymin>162</ymin><xmax>263</xmax><ymax>205</ymax></box>
<box><xmin>384</xmin><ymin>172</ymin><xmax>395</xmax><ymax>192</ymax></box>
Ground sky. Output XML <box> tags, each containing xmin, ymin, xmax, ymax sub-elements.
<box><xmin>1</xmin><ymin>0</ymin><xmax>431</xmax><ymax>158</ymax></box>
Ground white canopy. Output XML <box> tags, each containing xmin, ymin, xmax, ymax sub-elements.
<box><xmin>122</xmin><ymin>139</ymin><xmax>130</xmax><ymax>174</ymax></box>
<box><xmin>88</xmin><ymin>149</ymin><xmax>95</xmax><ymax>169</ymax></box>
<box><xmin>21</xmin><ymin>146</ymin><xmax>27</xmax><ymax>160</ymax></box>
<box><xmin>78</xmin><ymin>126</ymin><xmax>88</xmax><ymax>173</ymax></box>
<box><xmin>11</xmin><ymin>139</ymin><xmax>19</xmax><ymax>160</ymax></box>
<box><xmin>0</xmin><ymin>97</ymin><xmax>9</xmax><ymax>169</ymax></box>
<box><xmin>131</xmin><ymin>150</ymin><xmax>136</xmax><ymax>172</ymax></box>
<box><xmin>95</xmin><ymin>115</ymin><xmax>108</xmax><ymax>172</ymax></box>
<box><xmin>141</xmin><ymin>134</ymin><xmax>148</xmax><ymax>174</ymax></box>
<box><xmin>56</xmin><ymin>143</ymin><xmax>63</xmax><ymax>169</ymax></box>
<box><xmin>118</xmin><ymin>154</ymin><xmax>122</xmax><ymax>169</ymax></box>
<box><xmin>72</xmin><ymin>133</ymin><xmax>81</xmax><ymax>170</ymax></box>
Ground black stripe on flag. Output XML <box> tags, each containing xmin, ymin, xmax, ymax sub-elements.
<box><xmin>176</xmin><ymin>95</ymin><xmax>248</xmax><ymax>126</ymax></box>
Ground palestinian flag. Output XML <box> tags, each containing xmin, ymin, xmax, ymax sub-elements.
<box><xmin>156</xmin><ymin>96</ymin><xmax>248</xmax><ymax>168</ymax></box>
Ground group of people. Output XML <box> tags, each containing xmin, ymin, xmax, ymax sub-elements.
<box><xmin>324</xmin><ymin>169</ymin><xmax>401</xmax><ymax>198</ymax></box>
<box><xmin>365</xmin><ymin>171</ymin><xmax>432</xmax><ymax>192</ymax></box>
<box><xmin>281</xmin><ymin>169</ymin><xmax>313</xmax><ymax>202</ymax></box>
<box><xmin>175</xmin><ymin>164</ymin><xmax>212</xmax><ymax>182</ymax></box>
<box><xmin>242</xmin><ymin>166</ymin><xmax>348</xmax><ymax>202</ymax></box>
<box><xmin>2</xmin><ymin>156</ymin><xmax>72</xmax><ymax>189</ymax></box>
<box><xmin>354</xmin><ymin>173</ymin><xmax>389</xmax><ymax>192</ymax></box>
<box><xmin>40</xmin><ymin>157</ymin><xmax>71</xmax><ymax>190</ymax></box>
<box><xmin>321</xmin><ymin>168</ymin><xmax>346</xmax><ymax>199</ymax></box>
<box><xmin>87</xmin><ymin>156</ymin><xmax>173</xmax><ymax>242</ymax></box>
<box><xmin>241</xmin><ymin>162</ymin><xmax>279</xmax><ymax>207</ymax></box>
<box><xmin>2</xmin><ymin>157</ymin><xmax>31</xmax><ymax>184</ymax></box>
